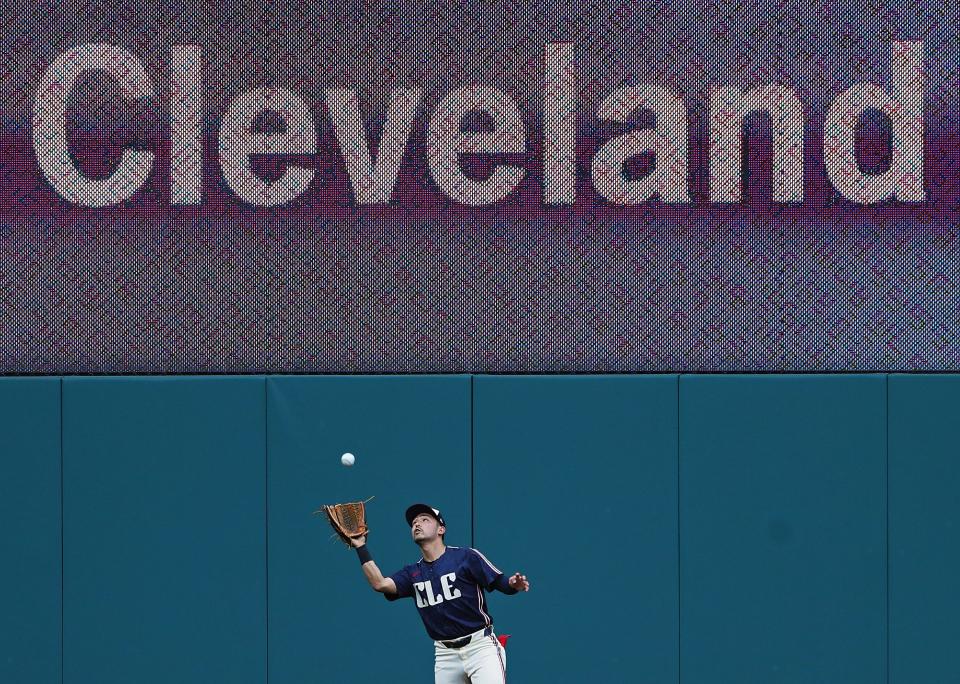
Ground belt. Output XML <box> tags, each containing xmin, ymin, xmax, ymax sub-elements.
<box><xmin>440</xmin><ymin>626</ymin><xmax>493</xmax><ymax>649</ymax></box>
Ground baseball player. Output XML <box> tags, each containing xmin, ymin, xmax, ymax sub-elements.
<box><xmin>350</xmin><ymin>503</ymin><xmax>530</xmax><ymax>683</ymax></box>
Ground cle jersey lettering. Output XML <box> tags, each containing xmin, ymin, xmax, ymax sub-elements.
<box><xmin>413</xmin><ymin>572</ymin><xmax>462</xmax><ymax>608</ymax></box>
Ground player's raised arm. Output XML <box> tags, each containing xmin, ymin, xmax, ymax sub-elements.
<box><xmin>350</xmin><ymin>535</ymin><xmax>397</xmax><ymax>594</ymax></box>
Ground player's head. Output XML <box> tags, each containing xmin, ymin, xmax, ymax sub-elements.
<box><xmin>405</xmin><ymin>503</ymin><xmax>446</xmax><ymax>545</ymax></box>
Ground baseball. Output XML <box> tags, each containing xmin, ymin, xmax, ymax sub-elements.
<box><xmin>341</xmin><ymin>452</ymin><xmax>355</xmax><ymax>467</ymax></box>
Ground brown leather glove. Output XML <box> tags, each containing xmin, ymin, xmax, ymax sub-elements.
<box><xmin>315</xmin><ymin>501</ymin><xmax>369</xmax><ymax>548</ymax></box>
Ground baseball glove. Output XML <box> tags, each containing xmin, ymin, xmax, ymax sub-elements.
<box><xmin>314</xmin><ymin>499</ymin><xmax>371</xmax><ymax>548</ymax></box>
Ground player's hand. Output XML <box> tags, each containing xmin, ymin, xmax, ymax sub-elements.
<box><xmin>349</xmin><ymin>535</ymin><xmax>366</xmax><ymax>548</ymax></box>
<box><xmin>508</xmin><ymin>572</ymin><xmax>529</xmax><ymax>592</ymax></box>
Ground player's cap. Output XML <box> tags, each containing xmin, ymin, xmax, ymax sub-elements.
<box><xmin>405</xmin><ymin>503</ymin><xmax>445</xmax><ymax>528</ymax></box>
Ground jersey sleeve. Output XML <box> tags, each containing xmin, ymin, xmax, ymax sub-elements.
<box><xmin>464</xmin><ymin>549</ymin><xmax>505</xmax><ymax>591</ymax></box>
<box><xmin>383</xmin><ymin>566</ymin><xmax>414</xmax><ymax>602</ymax></box>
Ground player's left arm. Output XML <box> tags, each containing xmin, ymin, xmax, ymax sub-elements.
<box><xmin>490</xmin><ymin>571</ymin><xmax>529</xmax><ymax>594</ymax></box>
<box><xmin>469</xmin><ymin>549</ymin><xmax>531</xmax><ymax>594</ymax></box>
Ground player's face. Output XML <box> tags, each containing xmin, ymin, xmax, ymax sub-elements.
<box><xmin>411</xmin><ymin>513</ymin><xmax>443</xmax><ymax>543</ymax></box>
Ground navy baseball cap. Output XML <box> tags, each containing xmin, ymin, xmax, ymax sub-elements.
<box><xmin>405</xmin><ymin>503</ymin><xmax>445</xmax><ymax>528</ymax></box>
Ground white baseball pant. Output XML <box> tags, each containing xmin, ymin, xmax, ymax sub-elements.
<box><xmin>434</xmin><ymin>627</ymin><xmax>507</xmax><ymax>683</ymax></box>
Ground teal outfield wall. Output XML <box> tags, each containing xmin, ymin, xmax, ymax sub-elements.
<box><xmin>1</xmin><ymin>375</ymin><xmax>958</xmax><ymax>684</ymax></box>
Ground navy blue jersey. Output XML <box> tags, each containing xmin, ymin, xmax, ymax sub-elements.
<box><xmin>385</xmin><ymin>546</ymin><xmax>516</xmax><ymax>641</ymax></box>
